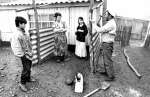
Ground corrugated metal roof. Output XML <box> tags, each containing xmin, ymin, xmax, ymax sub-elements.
<box><xmin>0</xmin><ymin>0</ymin><xmax>101</xmax><ymax>6</ymax></box>
<box><xmin>0</xmin><ymin>0</ymin><xmax>14</xmax><ymax>3</ymax></box>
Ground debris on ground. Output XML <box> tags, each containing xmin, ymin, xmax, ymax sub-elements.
<box><xmin>0</xmin><ymin>64</ymin><xmax>7</xmax><ymax>70</ymax></box>
<box><xmin>128</xmin><ymin>88</ymin><xmax>142</xmax><ymax>97</ymax></box>
<box><xmin>0</xmin><ymin>86</ymin><xmax>4</xmax><ymax>93</ymax></box>
<box><xmin>0</xmin><ymin>44</ymin><xmax>150</xmax><ymax>97</ymax></box>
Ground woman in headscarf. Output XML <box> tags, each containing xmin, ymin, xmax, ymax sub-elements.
<box><xmin>53</xmin><ymin>12</ymin><xmax>70</xmax><ymax>63</ymax></box>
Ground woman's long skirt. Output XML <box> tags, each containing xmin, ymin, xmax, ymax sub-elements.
<box><xmin>75</xmin><ymin>40</ymin><xmax>87</xmax><ymax>58</ymax></box>
<box><xmin>54</xmin><ymin>33</ymin><xmax>68</xmax><ymax>57</ymax></box>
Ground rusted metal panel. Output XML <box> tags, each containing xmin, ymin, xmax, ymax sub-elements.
<box><xmin>32</xmin><ymin>59</ymin><xmax>38</xmax><ymax>64</ymax></box>
<box><xmin>29</xmin><ymin>28</ymin><xmax>55</xmax><ymax>65</ymax></box>
<box><xmin>40</xmin><ymin>39</ymin><xmax>54</xmax><ymax>46</ymax></box>
<box><xmin>40</xmin><ymin>48</ymin><xmax>54</xmax><ymax>59</ymax></box>
<box><xmin>32</xmin><ymin>54</ymin><xmax>38</xmax><ymax>60</ymax></box>
<box><xmin>40</xmin><ymin>46</ymin><xmax>54</xmax><ymax>56</ymax></box>
<box><xmin>40</xmin><ymin>42</ymin><xmax>54</xmax><ymax>52</ymax></box>
<box><xmin>40</xmin><ymin>35</ymin><xmax>54</xmax><ymax>42</ymax></box>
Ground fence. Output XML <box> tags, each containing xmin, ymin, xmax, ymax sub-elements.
<box><xmin>115</xmin><ymin>26</ymin><xmax>132</xmax><ymax>47</ymax></box>
<box><xmin>115</xmin><ymin>17</ymin><xmax>149</xmax><ymax>40</ymax></box>
<box><xmin>30</xmin><ymin>28</ymin><xmax>55</xmax><ymax>65</ymax></box>
<box><xmin>115</xmin><ymin>16</ymin><xmax>149</xmax><ymax>47</ymax></box>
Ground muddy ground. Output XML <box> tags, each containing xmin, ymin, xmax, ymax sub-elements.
<box><xmin>0</xmin><ymin>42</ymin><xmax>150</xmax><ymax>97</ymax></box>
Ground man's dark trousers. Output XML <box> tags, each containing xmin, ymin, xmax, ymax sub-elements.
<box><xmin>101</xmin><ymin>42</ymin><xmax>114</xmax><ymax>78</ymax></box>
<box><xmin>20</xmin><ymin>55</ymin><xmax>32</xmax><ymax>84</ymax></box>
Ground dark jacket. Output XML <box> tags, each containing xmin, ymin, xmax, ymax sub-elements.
<box><xmin>75</xmin><ymin>24</ymin><xmax>88</xmax><ymax>42</ymax></box>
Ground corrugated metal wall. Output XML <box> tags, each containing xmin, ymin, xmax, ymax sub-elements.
<box><xmin>0</xmin><ymin>5</ymin><xmax>90</xmax><ymax>44</ymax></box>
<box><xmin>28</xmin><ymin>6</ymin><xmax>89</xmax><ymax>45</ymax></box>
<box><xmin>30</xmin><ymin>28</ymin><xmax>55</xmax><ymax>64</ymax></box>
<box><xmin>69</xmin><ymin>6</ymin><xmax>89</xmax><ymax>45</ymax></box>
<box><xmin>15</xmin><ymin>6</ymin><xmax>90</xmax><ymax>65</ymax></box>
<box><xmin>28</xmin><ymin>8</ymin><xmax>70</xmax><ymax>42</ymax></box>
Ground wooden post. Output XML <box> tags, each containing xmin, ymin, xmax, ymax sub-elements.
<box><xmin>89</xmin><ymin>0</ymin><xmax>94</xmax><ymax>34</ymax></box>
<box><xmin>89</xmin><ymin>0</ymin><xmax>94</xmax><ymax>73</ymax></box>
<box><xmin>144</xmin><ymin>35</ymin><xmax>150</xmax><ymax>47</ymax></box>
<box><xmin>32</xmin><ymin>0</ymin><xmax>40</xmax><ymax>65</ymax></box>
<box><xmin>102</xmin><ymin>0</ymin><xmax>107</xmax><ymax>25</ymax></box>
<box><xmin>143</xmin><ymin>23</ymin><xmax>150</xmax><ymax>48</ymax></box>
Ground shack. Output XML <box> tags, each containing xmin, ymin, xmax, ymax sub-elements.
<box><xmin>0</xmin><ymin>0</ymin><xmax>102</xmax><ymax>44</ymax></box>
<box><xmin>0</xmin><ymin>0</ymin><xmax>104</xmax><ymax>66</ymax></box>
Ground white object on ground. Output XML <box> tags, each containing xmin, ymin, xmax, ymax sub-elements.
<box><xmin>75</xmin><ymin>72</ymin><xmax>83</xmax><ymax>93</ymax></box>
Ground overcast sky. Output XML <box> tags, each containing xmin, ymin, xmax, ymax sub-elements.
<box><xmin>107</xmin><ymin>0</ymin><xmax>150</xmax><ymax>20</ymax></box>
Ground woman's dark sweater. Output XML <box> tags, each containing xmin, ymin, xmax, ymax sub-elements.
<box><xmin>75</xmin><ymin>24</ymin><xmax>88</xmax><ymax>42</ymax></box>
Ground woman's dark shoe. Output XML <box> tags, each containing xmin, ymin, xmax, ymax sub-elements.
<box><xmin>60</xmin><ymin>55</ymin><xmax>65</xmax><ymax>61</ymax></box>
<box><xmin>56</xmin><ymin>59</ymin><xmax>61</xmax><ymax>63</ymax></box>
<box><xmin>56</xmin><ymin>56</ymin><xmax>61</xmax><ymax>63</ymax></box>
<box><xmin>99</xmin><ymin>71</ymin><xmax>107</xmax><ymax>75</ymax></box>
<box><xmin>64</xmin><ymin>57</ymin><xmax>71</xmax><ymax>62</ymax></box>
<box><xmin>85</xmin><ymin>56</ymin><xmax>89</xmax><ymax>61</ymax></box>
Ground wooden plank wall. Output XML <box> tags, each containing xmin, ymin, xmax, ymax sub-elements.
<box><xmin>115</xmin><ymin>16</ymin><xmax>149</xmax><ymax>48</ymax></box>
<box><xmin>120</xmin><ymin>26</ymin><xmax>132</xmax><ymax>47</ymax></box>
<box><xmin>29</xmin><ymin>28</ymin><xmax>55</xmax><ymax>65</ymax></box>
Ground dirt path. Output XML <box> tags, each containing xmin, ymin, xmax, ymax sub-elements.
<box><xmin>0</xmin><ymin>43</ymin><xmax>150</xmax><ymax>97</ymax></box>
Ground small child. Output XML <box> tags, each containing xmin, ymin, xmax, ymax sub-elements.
<box><xmin>11</xmin><ymin>16</ymin><xmax>35</xmax><ymax>92</ymax></box>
